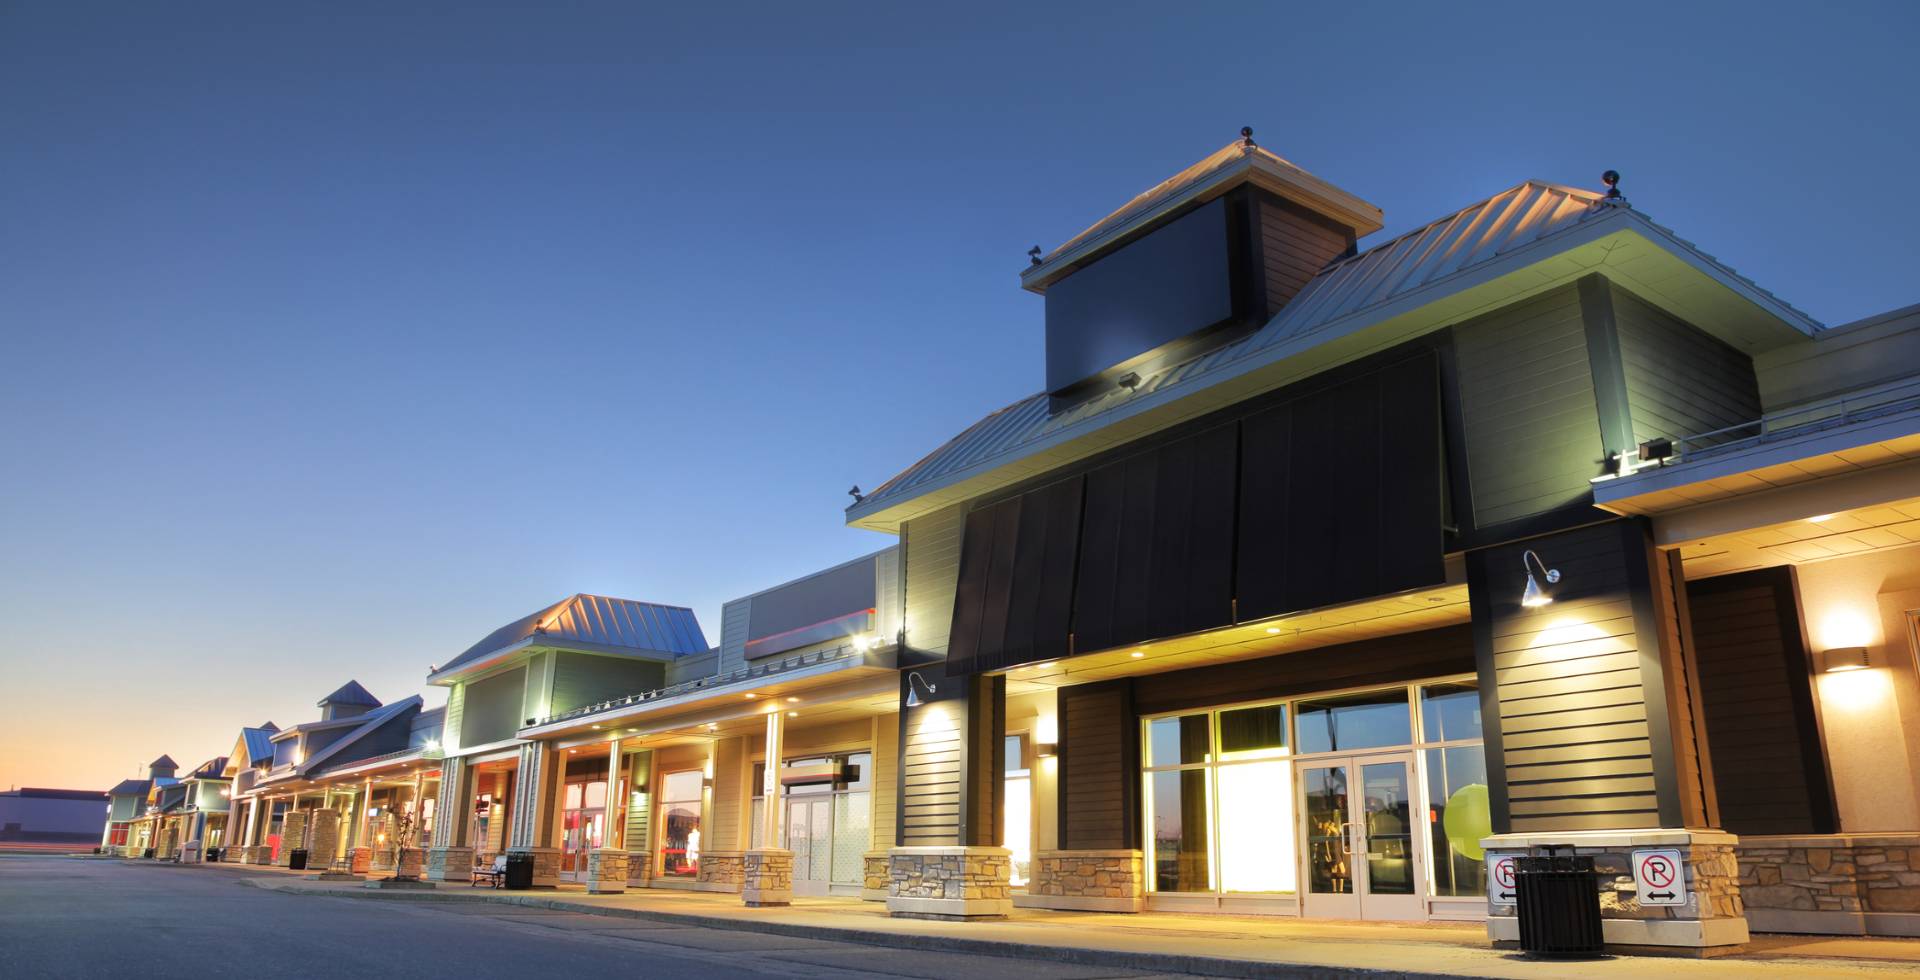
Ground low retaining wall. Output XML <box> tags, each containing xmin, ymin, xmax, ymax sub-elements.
<box><xmin>1737</xmin><ymin>834</ymin><xmax>1920</xmax><ymax>937</ymax></box>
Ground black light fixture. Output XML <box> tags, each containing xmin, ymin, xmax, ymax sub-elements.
<box><xmin>904</xmin><ymin>671</ymin><xmax>938</xmax><ymax>708</ymax></box>
<box><xmin>1822</xmin><ymin>647</ymin><xmax>1871</xmax><ymax>673</ymax></box>
<box><xmin>1117</xmin><ymin>372</ymin><xmax>1141</xmax><ymax>393</ymax></box>
<box><xmin>1637</xmin><ymin>437</ymin><xmax>1675</xmax><ymax>465</ymax></box>
<box><xmin>1028</xmin><ymin>245</ymin><xmax>1044</xmax><ymax>267</ymax></box>
<box><xmin>1602</xmin><ymin>169</ymin><xmax>1623</xmax><ymax>200</ymax></box>
<box><xmin>848</xmin><ymin>485</ymin><xmax>864</xmax><ymax>504</ymax></box>
<box><xmin>1521</xmin><ymin>549</ymin><xmax>1561</xmax><ymax>608</ymax></box>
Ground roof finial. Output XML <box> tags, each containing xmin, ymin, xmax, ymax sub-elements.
<box><xmin>1597</xmin><ymin>169</ymin><xmax>1629</xmax><ymax>209</ymax></box>
<box><xmin>1240</xmin><ymin>126</ymin><xmax>1256</xmax><ymax>148</ymax></box>
<box><xmin>848</xmin><ymin>485</ymin><xmax>865</xmax><ymax>504</ymax></box>
<box><xmin>1027</xmin><ymin>245</ymin><xmax>1043</xmax><ymax>267</ymax></box>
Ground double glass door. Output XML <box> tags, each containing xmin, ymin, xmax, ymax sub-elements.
<box><xmin>1298</xmin><ymin>752</ymin><xmax>1423</xmax><ymax>920</ymax></box>
<box><xmin>560</xmin><ymin>778</ymin><xmax>607</xmax><ymax>880</ymax></box>
<box><xmin>786</xmin><ymin>796</ymin><xmax>833</xmax><ymax>895</ymax></box>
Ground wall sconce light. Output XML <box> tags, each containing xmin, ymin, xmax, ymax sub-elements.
<box><xmin>904</xmin><ymin>671</ymin><xmax>938</xmax><ymax>708</ymax></box>
<box><xmin>1822</xmin><ymin>647</ymin><xmax>1871</xmax><ymax>673</ymax></box>
<box><xmin>1520</xmin><ymin>549</ymin><xmax>1560</xmax><ymax>608</ymax></box>
<box><xmin>1036</xmin><ymin>741</ymin><xmax>1058</xmax><ymax>759</ymax></box>
<box><xmin>1637</xmin><ymin>437</ymin><xmax>1675</xmax><ymax>466</ymax></box>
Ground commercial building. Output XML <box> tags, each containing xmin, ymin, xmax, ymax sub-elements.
<box><xmin>840</xmin><ymin>134</ymin><xmax>1920</xmax><ymax>950</ymax></box>
<box><xmin>0</xmin><ymin>788</ymin><xmax>108</xmax><ymax>850</ymax></box>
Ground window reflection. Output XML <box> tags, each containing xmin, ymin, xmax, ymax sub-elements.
<box><xmin>1296</xmin><ymin>690</ymin><xmax>1412</xmax><ymax>754</ymax></box>
<box><xmin>1148</xmin><ymin>769</ymin><xmax>1212</xmax><ymax>892</ymax></box>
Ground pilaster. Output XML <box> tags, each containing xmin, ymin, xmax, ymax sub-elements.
<box><xmin>742</xmin><ymin>848</ymin><xmax>793</xmax><ymax>907</ymax></box>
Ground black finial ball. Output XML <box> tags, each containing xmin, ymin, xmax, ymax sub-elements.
<box><xmin>1602</xmin><ymin>169</ymin><xmax>1620</xmax><ymax>187</ymax></box>
<box><xmin>1241</xmin><ymin>126</ymin><xmax>1253</xmax><ymax>139</ymax></box>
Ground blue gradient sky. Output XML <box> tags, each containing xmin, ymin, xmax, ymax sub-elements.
<box><xmin>3</xmin><ymin>2</ymin><xmax>1916</xmax><ymax>790</ymax></box>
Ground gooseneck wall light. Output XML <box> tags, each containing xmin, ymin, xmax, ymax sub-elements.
<box><xmin>1520</xmin><ymin>549</ymin><xmax>1561</xmax><ymax>608</ymax></box>
<box><xmin>904</xmin><ymin>671</ymin><xmax>938</xmax><ymax>708</ymax></box>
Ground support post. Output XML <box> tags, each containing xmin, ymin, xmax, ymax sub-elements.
<box><xmin>743</xmin><ymin>710</ymin><xmax>793</xmax><ymax>907</ymax></box>
<box><xmin>587</xmin><ymin>738</ymin><xmax>629</xmax><ymax>894</ymax></box>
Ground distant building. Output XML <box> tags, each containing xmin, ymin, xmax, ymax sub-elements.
<box><xmin>0</xmin><ymin>788</ymin><xmax>109</xmax><ymax>848</ymax></box>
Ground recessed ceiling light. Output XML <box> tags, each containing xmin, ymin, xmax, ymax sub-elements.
<box><xmin>1265</xmin><ymin>627</ymin><xmax>1282</xmax><ymax>635</ymax></box>
<box><xmin>1129</xmin><ymin>650</ymin><xmax>1145</xmax><ymax>659</ymax></box>
<box><xmin>786</xmin><ymin>696</ymin><xmax>800</xmax><ymax>703</ymax></box>
<box><xmin>787</xmin><ymin>711</ymin><xmax>798</xmax><ymax>718</ymax></box>
<box><xmin>1809</xmin><ymin>514</ymin><xmax>1836</xmax><ymax>523</ymax></box>
<box><xmin>591</xmin><ymin>725</ymin><xmax>600</xmax><ymax>729</ymax></box>
<box><xmin>745</xmin><ymin>693</ymin><xmax>758</xmax><ymax>700</ymax></box>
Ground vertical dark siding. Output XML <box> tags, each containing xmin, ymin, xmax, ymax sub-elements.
<box><xmin>1453</xmin><ymin>285</ymin><xmax>1604</xmax><ymax>528</ymax></box>
<box><xmin>1074</xmin><ymin>425</ymin><xmax>1237</xmax><ymax>652</ymax></box>
<box><xmin>1238</xmin><ymin>351</ymin><xmax>1443</xmax><ymax>620</ymax></box>
<box><xmin>1058</xmin><ymin>680</ymin><xmax>1138</xmax><ymax>850</ymax></box>
<box><xmin>945</xmin><ymin>477</ymin><xmax>1082</xmax><ymax>675</ymax></box>
<box><xmin>1613</xmin><ymin>284</ymin><xmax>1762</xmax><ymax>449</ymax></box>
<box><xmin>1686</xmin><ymin>567</ymin><xmax>1837</xmax><ymax>834</ymax></box>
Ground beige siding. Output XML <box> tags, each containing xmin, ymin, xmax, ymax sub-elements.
<box><xmin>709</xmin><ymin>736</ymin><xmax>748</xmax><ymax>851</ymax></box>
<box><xmin>716</xmin><ymin>597</ymin><xmax>752</xmax><ymax>675</ymax></box>
<box><xmin>1483</xmin><ymin>523</ymin><xmax>1663</xmax><ymax>833</ymax></box>
<box><xmin>875</xmin><ymin>546</ymin><xmax>903</xmax><ymax>645</ymax></box>
<box><xmin>899</xmin><ymin>700</ymin><xmax>964</xmax><ymax>845</ymax></box>
<box><xmin>1454</xmin><ymin>285</ymin><xmax>1604</xmax><ymax>528</ymax></box>
<box><xmin>870</xmin><ymin>714</ymin><xmax>898</xmax><ymax>851</ymax></box>
<box><xmin>443</xmin><ymin>683</ymin><xmax>465</xmax><ymax>751</ymax></box>
<box><xmin>902</xmin><ymin>503</ymin><xmax>965</xmax><ymax>657</ymax></box>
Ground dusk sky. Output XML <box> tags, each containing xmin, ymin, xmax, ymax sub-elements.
<box><xmin>3</xmin><ymin>2</ymin><xmax>1916</xmax><ymax>792</ymax></box>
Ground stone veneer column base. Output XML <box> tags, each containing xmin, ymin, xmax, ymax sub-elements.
<box><xmin>1482</xmin><ymin>829</ymin><xmax>1748</xmax><ymax>953</ymax></box>
<box><xmin>274</xmin><ymin>812</ymin><xmax>309</xmax><ymax>868</ymax></box>
<box><xmin>886</xmin><ymin>846</ymin><xmax>1012</xmax><ymax>920</ymax></box>
<box><xmin>424</xmin><ymin>846</ymin><xmax>474</xmax><ymax>883</ymax></box>
<box><xmin>586</xmin><ymin>848</ymin><xmax>629</xmax><ymax>894</ymax></box>
<box><xmin>349</xmin><ymin>847</ymin><xmax>372</xmax><ymax>874</ymax></box>
<box><xmin>743</xmin><ymin>848</ymin><xmax>794</xmax><ymax>907</ymax></box>
<box><xmin>510</xmin><ymin>846</ymin><xmax>562</xmax><ymax>888</ymax></box>
<box><xmin>695</xmin><ymin>851</ymin><xmax>745</xmax><ymax>893</ymax></box>
<box><xmin>626</xmin><ymin>850</ymin><xmax>653</xmax><ymax>887</ymax></box>
<box><xmin>862</xmin><ymin>851</ymin><xmax>890</xmax><ymax>901</ymax></box>
<box><xmin>1016</xmin><ymin>849</ymin><xmax>1145</xmax><ymax>913</ymax></box>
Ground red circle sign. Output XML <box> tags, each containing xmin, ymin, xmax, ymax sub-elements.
<box><xmin>1494</xmin><ymin>858</ymin><xmax>1515</xmax><ymax>888</ymax></box>
<box><xmin>1640</xmin><ymin>854</ymin><xmax>1675</xmax><ymax>888</ymax></box>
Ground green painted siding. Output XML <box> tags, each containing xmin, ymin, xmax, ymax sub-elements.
<box><xmin>548</xmin><ymin>652</ymin><xmax>664</xmax><ymax>717</ymax></box>
<box><xmin>461</xmin><ymin>666</ymin><xmax>526</xmax><ymax>747</ymax></box>
<box><xmin>1613</xmin><ymin>283</ymin><xmax>1762</xmax><ymax>448</ymax></box>
<box><xmin>1453</xmin><ymin>285</ymin><xmax>1604</xmax><ymax>529</ymax></box>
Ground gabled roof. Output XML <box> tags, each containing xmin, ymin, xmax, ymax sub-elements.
<box><xmin>186</xmin><ymin>757</ymin><xmax>228</xmax><ymax>780</ymax></box>
<box><xmin>318</xmin><ymin>680</ymin><xmax>380</xmax><ymax>708</ymax></box>
<box><xmin>148</xmin><ymin>754</ymin><xmax>177</xmax><ymax>770</ymax></box>
<box><xmin>297</xmin><ymin>695</ymin><xmax>423</xmax><ymax>775</ymax></box>
<box><xmin>849</xmin><ymin>181</ymin><xmax>1823</xmax><ymax>530</ymax></box>
<box><xmin>428</xmin><ymin>594</ymin><xmax>709</xmax><ymax>684</ymax></box>
<box><xmin>108</xmin><ymin>778</ymin><xmax>151</xmax><ymax>798</ymax></box>
<box><xmin>1022</xmin><ymin>137</ymin><xmax>1384</xmax><ymax>292</ymax></box>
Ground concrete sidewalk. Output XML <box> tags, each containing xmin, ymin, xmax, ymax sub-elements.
<box><xmin>166</xmin><ymin>860</ymin><xmax>1920</xmax><ymax>978</ymax></box>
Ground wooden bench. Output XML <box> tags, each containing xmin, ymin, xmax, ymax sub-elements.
<box><xmin>472</xmin><ymin>855</ymin><xmax>506</xmax><ymax>888</ymax></box>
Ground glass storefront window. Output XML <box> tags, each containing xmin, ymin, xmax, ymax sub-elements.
<box><xmin>1146</xmin><ymin>713</ymin><xmax>1211</xmax><ymax>767</ymax></box>
<box><xmin>1005</xmin><ymin>734</ymin><xmax>1031</xmax><ymax>887</ymax></box>
<box><xmin>659</xmin><ymin>769</ymin><xmax>703</xmax><ymax>878</ymax></box>
<box><xmin>1420</xmin><ymin>681</ymin><xmax>1483</xmax><ymax>743</ymax></box>
<box><xmin>1423</xmin><ymin>746</ymin><xmax>1489</xmax><ymax>897</ymax></box>
<box><xmin>1147</xmin><ymin>769</ymin><xmax>1212</xmax><ymax>892</ymax></box>
<box><xmin>1296</xmin><ymin>690</ymin><xmax>1412</xmax><ymax>754</ymax></box>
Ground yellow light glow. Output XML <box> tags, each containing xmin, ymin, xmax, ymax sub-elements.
<box><xmin>1529</xmin><ymin>619</ymin><xmax>1608</xmax><ymax>648</ymax></box>
<box><xmin>1130</xmin><ymin>650</ymin><xmax>1145</xmax><ymax>659</ymax></box>
<box><xmin>1265</xmin><ymin>627</ymin><xmax>1281</xmax><ymax>635</ymax></box>
<box><xmin>1034</xmin><ymin>714</ymin><xmax>1059</xmax><ymax>746</ymax></box>
<box><xmin>1808</xmin><ymin>513</ymin><xmax>1836</xmax><ymax>523</ymax></box>
<box><xmin>1816</xmin><ymin>610</ymin><xmax>1876</xmax><ymax>651</ymax></box>
<box><xmin>745</xmin><ymin>693</ymin><xmax>758</xmax><ymax>700</ymax></box>
<box><xmin>1819</xmin><ymin>665</ymin><xmax>1892</xmax><ymax>710</ymax></box>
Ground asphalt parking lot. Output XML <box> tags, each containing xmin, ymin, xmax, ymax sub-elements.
<box><xmin>0</xmin><ymin>856</ymin><xmax>1174</xmax><ymax>979</ymax></box>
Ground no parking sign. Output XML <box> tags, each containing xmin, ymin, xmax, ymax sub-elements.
<box><xmin>1633</xmin><ymin>848</ymin><xmax>1686</xmax><ymax>906</ymax></box>
<box><xmin>1487</xmin><ymin>854</ymin><xmax>1518</xmax><ymax>906</ymax></box>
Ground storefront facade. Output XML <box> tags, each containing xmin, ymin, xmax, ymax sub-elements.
<box><xmin>844</xmin><ymin>134</ymin><xmax>1920</xmax><ymax>950</ymax></box>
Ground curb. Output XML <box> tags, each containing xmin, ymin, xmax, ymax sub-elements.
<box><xmin>238</xmin><ymin>877</ymin><xmax>1459</xmax><ymax>979</ymax></box>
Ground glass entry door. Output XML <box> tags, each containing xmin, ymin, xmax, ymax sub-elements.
<box><xmin>560</xmin><ymin>778</ymin><xmax>606</xmax><ymax>881</ymax></box>
<box><xmin>1298</xmin><ymin>753</ymin><xmax>1423</xmax><ymax>920</ymax></box>
<box><xmin>785</xmin><ymin>796</ymin><xmax>833</xmax><ymax>896</ymax></box>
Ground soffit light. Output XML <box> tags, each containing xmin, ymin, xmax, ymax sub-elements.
<box><xmin>904</xmin><ymin>672</ymin><xmax>938</xmax><ymax>708</ymax></box>
<box><xmin>1822</xmin><ymin>647</ymin><xmax>1871</xmax><ymax>673</ymax></box>
<box><xmin>1521</xmin><ymin>549</ymin><xmax>1560</xmax><ymax>608</ymax></box>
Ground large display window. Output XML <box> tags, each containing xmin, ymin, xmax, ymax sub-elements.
<box><xmin>1140</xmin><ymin>676</ymin><xmax>1488</xmax><ymax>917</ymax></box>
<box><xmin>658</xmin><ymin>769</ymin><xmax>704</xmax><ymax>878</ymax></box>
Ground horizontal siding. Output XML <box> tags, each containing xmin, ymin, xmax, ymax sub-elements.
<box><xmin>710</xmin><ymin>736</ymin><xmax>745</xmax><ymax>851</ymax></box>
<box><xmin>1477</xmin><ymin>523</ymin><xmax>1660</xmax><ymax>833</ymax></box>
<box><xmin>1614</xmin><ymin>284</ymin><xmax>1762</xmax><ymax>448</ymax></box>
<box><xmin>903</xmin><ymin>503</ymin><xmax>965</xmax><ymax>658</ymax></box>
<box><xmin>716</xmin><ymin>597</ymin><xmax>751</xmax><ymax>676</ymax></box>
<box><xmin>899</xmin><ymin>697</ymin><xmax>965</xmax><ymax>846</ymax></box>
<box><xmin>1260</xmin><ymin>198</ymin><xmax>1348</xmax><ymax>314</ymax></box>
<box><xmin>548</xmin><ymin>652</ymin><xmax>663</xmax><ymax>717</ymax></box>
<box><xmin>870</xmin><ymin>715</ymin><xmax>898</xmax><ymax>851</ymax></box>
<box><xmin>1453</xmin><ymin>285</ymin><xmax>1603</xmax><ymax>528</ymax></box>
<box><xmin>1060</xmin><ymin>681</ymin><xmax>1135</xmax><ymax>850</ymax></box>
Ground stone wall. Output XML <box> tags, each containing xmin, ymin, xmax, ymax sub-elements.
<box><xmin>1483</xmin><ymin>830</ymin><xmax>1748</xmax><ymax>951</ymax></box>
<box><xmin>425</xmin><ymin>845</ymin><xmax>473</xmax><ymax>882</ymax></box>
<box><xmin>625</xmin><ymin>850</ymin><xmax>652</xmax><ymax>886</ymax></box>
<box><xmin>1737</xmin><ymin>834</ymin><xmax>1920</xmax><ymax>937</ymax></box>
<box><xmin>586</xmin><ymin>849</ymin><xmax>629</xmax><ymax>895</ymax></box>
<box><xmin>743</xmin><ymin>848</ymin><xmax>793</xmax><ymax>907</ymax></box>
<box><xmin>862</xmin><ymin>851</ymin><xmax>889</xmax><ymax>901</ymax></box>
<box><xmin>308</xmin><ymin>810</ymin><xmax>340</xmax><ymax>869</ymax></box>
<box><xmin>696</xmin><ymin>851</ymin><xmax>744</xmax><ymax>893</ymax></box>
<box><xmin>1021</xmin><ymin>849</ymin><xmax>1145</xmax><ymax>912</ymax></box>
<box><xmin>886</xmin><ymin>846</ymin><xmax>1011</xmax><ymax>920</ymax></box>
<box><xmin>275</xmin><ymin>812</ymin><xmax>309</xmax><ymax>867</ymax></box>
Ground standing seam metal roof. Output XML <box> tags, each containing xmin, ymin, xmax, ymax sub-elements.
<box><xmin>435</xmin><ymin>594</ymin><xmax>709</xmax><ymax>678</ymax></box>
<box><xmin>854</xmin><ymin>181</ymin><xmax>1821</xmax><ymax>518</ymax></box>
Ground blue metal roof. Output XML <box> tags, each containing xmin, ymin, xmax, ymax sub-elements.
<box><xmin>850</xmin><ymin>182</ymin><xmax>1822</xmax><ymax>524</ymax></box>
<box><xmin>432</xmin><ymin>594</ymin><xmax>709</xmax><ymax>681</ymax></box>
<box><xmin>241</xmin><ymin>726</ymin><xmax>277</xmax><ymax>765</ymax></box>
<box><xmin>318</xmin><ymin>680</ymin><xmax>380</xmax><ymax>708</ymax></box>
<box><xmin>108</xmin><ymin>779</ymin><xmax>150</xmax><ymax>798</ymax></box>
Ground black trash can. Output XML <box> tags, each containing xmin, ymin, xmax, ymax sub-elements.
<box><xmin>1515</xmin><ymin>852</ymin><xmax>1605</xmax><ymax>956</ymax></box>
<box><xmin>142</xmin><ymin>848</ymin><xmax>155</xmax><ymax>860</ymax></box>
<box><xmin>205</xmin><ymin>847</ymin><xmax>222</xmax><ymax>863</ymax></box>
<box><xmin>289</xmin><ymin>848</ymin><xmax>309</xmax><ymax>871</ymax></box>
<box><xmin>504</xmin><ymin>851</ymin><xmax>534</xmax><ymax>890</ymax></box>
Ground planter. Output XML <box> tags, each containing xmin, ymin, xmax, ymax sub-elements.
<box><xmin>392</xmin><ymin>847</ymin><xmax>425</xmax><ymax>881</ymax></box>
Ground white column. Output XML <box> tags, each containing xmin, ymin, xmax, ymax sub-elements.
<box><xmin>604</xmin><ymin>738</ymin><xmax>624</xmax><ymax>851</ymax></box>
<box><xmin>761</xmin><ymin>710</ymin><xmax>785</xmax><ymax>849</ymax></box>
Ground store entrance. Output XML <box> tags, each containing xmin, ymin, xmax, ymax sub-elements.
<box><xmin>560</xmin><ymin>777</ymin><xmax>607</xmax><ymax>882</ymax></box>
<box><xmin>786</xmin><ymin>796</ymin><xmax>833</xmax><ymax>896</ymax></box>
<box><xmin>1298</xmin><ymin>752</ymin><xmax>1424</xmax><ymax>921</ymax></box>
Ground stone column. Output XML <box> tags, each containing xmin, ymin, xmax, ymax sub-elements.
<box><xmin>587</xmin><ymin>737</ymin><xmax>628</xmax><ymax>894</ymax></box>
<box><xmin>1470</xmin><ymin>519</ymin><xmax>1745</xmax><ymax>953</ymax></box>
<box><xmin>276</xmin><ymin>810</ymin><xmax>309</xmax><ymax>867</ymax></box>
<box><xmin>425</xmin><ymin>757</ymin><xmax>474</xmax><ymax>882</ymax></box>
<box><xmin>887</xmin><ymin>672</ymin><xmax>1010</xmax><ymax>920</ymax></box>
<box><xmin>308</xmin><ymin>809</ymin><xmax>340</xmax><ymax>869</ymax></box>
<box><xmin>743</xmin><ymin>710</ymin><xmax>793</xmax><ymax>907</ymax></box>
<box><xmin>508</xmin><ymin>741</ymin><xmax>562</xmax><ymax>887</ymax></box>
